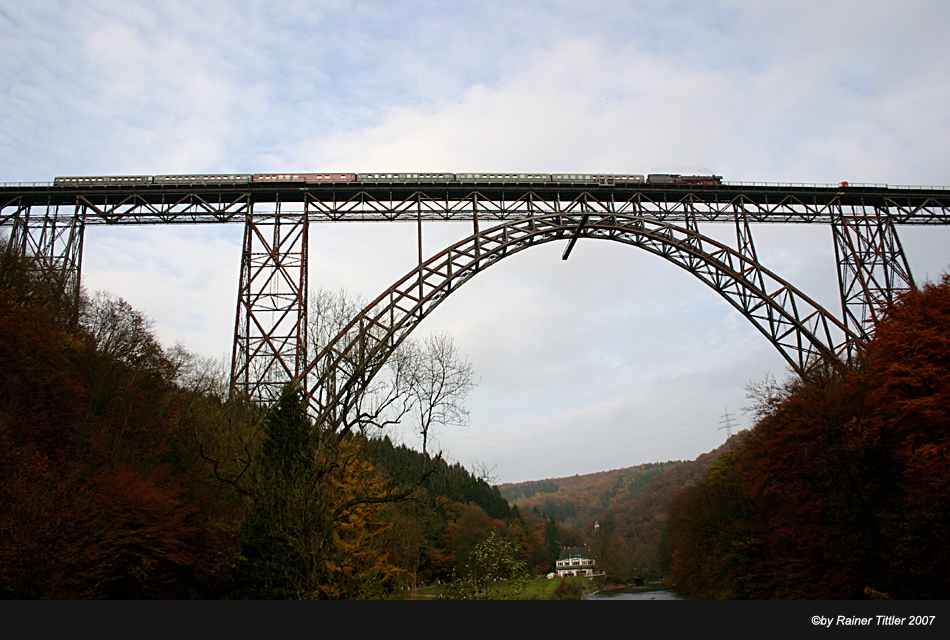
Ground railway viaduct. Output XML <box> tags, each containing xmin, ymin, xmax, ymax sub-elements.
<box><xmin>3</xmin><ymin>176</ymin><xmax>949</xmax><ymax>420</ymax></box>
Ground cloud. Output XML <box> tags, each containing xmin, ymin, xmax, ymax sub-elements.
<box><xmin>284</xmin><ymin>37</ymin><xmax>733</xmax><ymax>173</ymax></box>
<box><xmin>3</xmin><ymin>0</ymin><xmax>950</xmax><ymax>482</ymax></box>
<box><xmin>5</xmin><ymin>1</ymin><xmax>949</xmax><ymax>180</ymax></box>
<box><xmin>267</xmin><ymin>2</ymin><xmax>950</xmax><ymax>185</ymax></box>
<box><xmin>81</xmin><ymin>225</ymin><xmax>243</xmax><ymax>360</ymax></box>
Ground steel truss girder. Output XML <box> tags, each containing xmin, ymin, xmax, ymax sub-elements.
<box><xmin>832</xmin><ymin>205</ymin><xmax>915</xmax><ymax>340</ymax></box>
<box><xmin>3</xmin><ymin>202</ymin><xmax>85</xmax><ymax>324</ymax></box>
<box><xmin>0</xmin><ymin>195</ymin><xmax>252</xmax><ymax>226</ymax></box>
<box><xmin>298</xmin><ymin>213</ymin><xmax>860</xmax><ymax>428</ymax></box>
<box><xmin>298</xmin><ymin>190</ymin><xmax>950</xmax><ymax>224</ymax></box>
<box><xmin>230</xmin><ymin>202</ymin><xmax>308</xmax><ymax>404</ymax></box>
<box><xmin>3</xmin><ymin>188</ymin><xmax>949</xmax><ymax>225</ymax></box>
<box><xmin>75</xmin><ymin>193</ymin><xmax>252</xmax><ymax>224</ymax></box>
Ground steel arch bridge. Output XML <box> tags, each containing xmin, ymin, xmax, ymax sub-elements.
<box><xmin>2</xmin><ymin>175</ymin><xmax>949</xmax><ymax>413</ymax></box>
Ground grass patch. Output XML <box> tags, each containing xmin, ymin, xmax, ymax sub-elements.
<box><xmin>404</xmin><ymin>576</ymin><xmax>602</xmax><ymax>600</ymax></box>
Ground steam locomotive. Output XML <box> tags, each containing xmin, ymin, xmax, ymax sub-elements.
<box><xmin>52</xmin><ymin>172</ymin><xmax>723</xmax><ymax>187</ymax></box>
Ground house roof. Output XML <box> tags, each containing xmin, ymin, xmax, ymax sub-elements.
<box><xmin>558</xmin><ymin>546</ymin><xmax>592</xmax><ymax>560</ymax></box>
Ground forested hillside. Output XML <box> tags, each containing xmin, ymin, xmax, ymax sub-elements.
<box><xmin>498</xmin><ymin>450</ymin><xmax>735</xmax><ymax>581</ymax></box>
<box><xmin>0</xmin><ymin>244</ymin><xmax>561</xmax><ymax>598</ymax></box>
<box><xmin>499</xmin><ymin>461</ymin><xmax>682</xmax><ymax>531</ymax></box>
<box><xmin>0</xmin><ymin>244</ymin><xmax>236</xmax><ymax>598</ymax></box>
<box><xmin>662</xmin><ymin>274</ymin><xmax>950</xmax><ymax>599</ymax></box>
<box><xmin>592</xmin><ymin>443</ymin><xmax>738</xmax><ymax>580</ymax></box>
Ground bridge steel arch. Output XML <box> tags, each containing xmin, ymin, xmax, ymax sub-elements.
<box><xmin>298</xmin><ymin>211</ymin><xmax>861</xmax><ymax>429</ymax></box>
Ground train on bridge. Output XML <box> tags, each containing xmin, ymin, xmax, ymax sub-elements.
<box><xmin>52</xmin><ymin>172</ymin><xmax>724</xmax><ymax>187</ymax></box>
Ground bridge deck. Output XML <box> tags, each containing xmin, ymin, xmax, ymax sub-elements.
<box><xmin>3</xmin><ymin>181</ymin><xmax>950</xmax><ymax>225</ymax></box>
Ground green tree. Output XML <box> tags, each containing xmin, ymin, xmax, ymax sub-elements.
<box><xmin>446</xmin><ymin>531</ymin><xmax>529</xmax><ymax>599</ymax></box>
<box><xmin>231</xmin><ymin>387</ymin><xmax>395</xmax><ymax>599</ymax></box>
<box><xmin>231</xmin><ymin>389</ymin><xmax>312</xmax><ymax>598</ymax></box>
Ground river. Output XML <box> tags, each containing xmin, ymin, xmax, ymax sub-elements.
<box><xmin>584</xmin><ymin>585</ymin><xmax>685</xmax><ymax>600</ymax></box>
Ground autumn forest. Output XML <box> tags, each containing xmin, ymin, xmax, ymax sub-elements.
<box><xmin>1</xmin><ymin>239</ymin><xmax>948</xmax><ymax>599</ymax></box>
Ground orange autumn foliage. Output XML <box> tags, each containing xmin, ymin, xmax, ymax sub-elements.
<box><xmin>0</xmin><ymin>246</ymin><xmax>239</xmax><ymax>598</ymax></box>
<box><xmin>663</xmin><ymin>274</ymin><xmax>950</xmax><ymax>599</ymax></box>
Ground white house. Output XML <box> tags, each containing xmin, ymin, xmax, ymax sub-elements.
<box><xmin>555</xmin><ymin>545</ymin><xmax>598</xmax><ymax>578</ymax></box>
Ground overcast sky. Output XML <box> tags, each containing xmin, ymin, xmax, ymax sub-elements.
<box><xmin>3</xmin><ymin>1</ymin><xmax>949</xmax><ymax>483</ymax></box>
